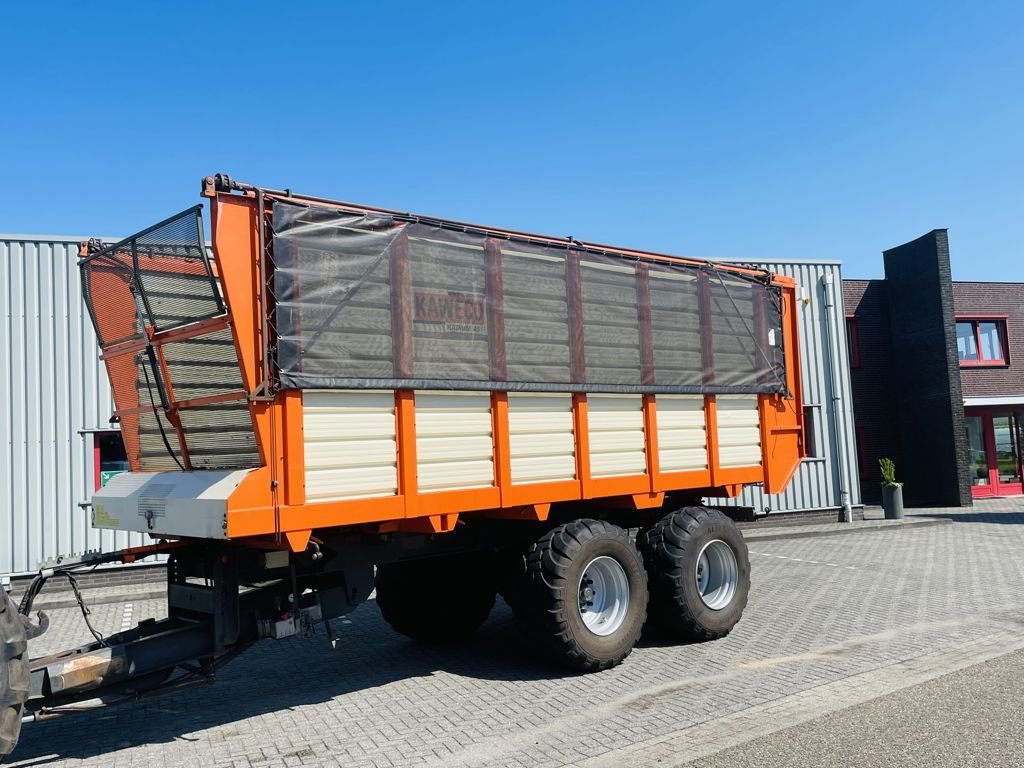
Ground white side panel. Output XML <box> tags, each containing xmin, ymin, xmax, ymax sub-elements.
<box><xmin>587</xmin><ymin>394</ymin><xmax>646</xmax><ymax>477</ymax></box>
<box><xmin>303</xmin><ymin>390</ymin><xmax>398</xmax><ymax>502</ymax></box>
<box><xmin>416</xmin><ymin>391</ymin><xmax>495</xmax><ymax>492</ymax></box>
<box><xmin>93</xmin><ymin>469</ymin><xmax>254</xmax><ymax>538</ymax></box>
<box><xmin>507</xmin><ymin>393</ymin><xmax>576</xmax><ymax>484</ymax></box>
<box><xmin>717</xmin><ymin>395</ymin><xmax>762</xmax><ymax>468</ymax></box>
<box><xmin>655</xmin><ymin>395</ymin><xmax>708</xmax><ymax>472</ymax></box>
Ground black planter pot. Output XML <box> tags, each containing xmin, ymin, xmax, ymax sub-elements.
<box><xmin>882</xmin><ymin>485</ymin><xmax>904</xmax><ymax>520</ymax></box>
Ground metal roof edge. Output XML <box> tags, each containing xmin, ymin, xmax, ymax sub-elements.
<box><xmin>964</xmin><ymin>395</ymin><xmax>1024</xmax><ymax>407</ymax></box>
<box><xmin>712</xmin><ymin>256</ymin><xmax>843</xmax><ymax>266</ymax></box>
<box><xmin>0</xmin><ymin>233</ymin><xmax>121</xmax><ymax>245</ymax></box>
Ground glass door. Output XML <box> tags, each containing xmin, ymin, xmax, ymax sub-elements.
<box><xmin>968</xmin><ymin>410</ymin><xmax>1024</xmax><ymax>498</ymax></box>
<box><xmin>992</xmin><ymin>413</ymin><xmax>1022</xmax><ymax>496</ymax></box>
<box><xmin>966</xmin><ymin>415</ymin><xmax>993</xmax><ymax>496</ymax></box>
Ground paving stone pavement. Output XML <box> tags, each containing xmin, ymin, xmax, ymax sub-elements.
<box><xmin>7</xmin><ymin>497</ymin><xmax>1024</xmax><ymax>768</ymax></box>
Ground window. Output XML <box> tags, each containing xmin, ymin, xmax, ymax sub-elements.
<box><xmin>956</xmin><ymin>318</ymin><xmax>1008</xmax><ymax>366</ymax></box>
<box><xmin>802</xmin><ymin>405</ymin><xmax>821</xmax><ymax>458</ymax></box>
<box><xmin>846</xmin><ymin>316</ymin><xmax>861</xmax><ymax>368</ymax></box>
<box><xmin>94</xmin><ymin>431</ymin><xmax>128</xmax><ymax>490</ymax></box>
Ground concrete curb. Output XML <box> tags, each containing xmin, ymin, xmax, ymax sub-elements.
<box><xmin>742</xmin><ymin>517</ymin><xmax>951</xmax><ymax>542</ymax></box>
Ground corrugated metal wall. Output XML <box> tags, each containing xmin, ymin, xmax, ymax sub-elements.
<box><xmin>1</xmin><ymin>236</ymin><xmax>149</xmax><ymax>578</ymax></box>
<box><xmin>710</xmin><ymin>260</ymin><xmax>861</xmax><ymax>514</ymax></box>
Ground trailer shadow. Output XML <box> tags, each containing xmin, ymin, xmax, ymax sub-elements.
<box><xmin>8</xmin><ymin>598</ymin><xmax>579</xmax><ymax>766</ymax></box>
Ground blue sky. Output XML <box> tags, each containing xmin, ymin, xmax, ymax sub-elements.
<box><xmin>1</xmin><ymin>1</ymin><xmax>1021</xmax><ymax>280</ymax></box>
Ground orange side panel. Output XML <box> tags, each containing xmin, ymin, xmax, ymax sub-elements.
<box><xmin>396</xmin><ymin>390</ymin><xmax>418</xmax><ymax>518</ymax></box>
<box><xmin>655</xmin><ymin>469</ymin><xmax>713</xmax><ymax>492</ymax></box>
<box><xmin>586</xmin><ymin>474</ymin><xmax>651</xmax><ymax>500</ymax></box>
<box><xmin>705</xmin><ymin>395</ymin><xmax>721</xmax><ymax>486</ymax></box>
<box><xmin>210</xmin><ymin>194</ymin><xmax>262</xmax><ymax>395</ymax></box>
<box><xmin>761</xmin><ymin>280</ymin><xmax>805</xmax><ymax>494</ymax></box>
<box><xmin>417</xmin><ymin>488</ymin><xmax>501</xmax><ymax>517</ymax></box>
<box><xmin>642</xmin><ymin>394</ymin><xmax>660</xmax><ymax>490</ymax></box>
<box><xmin>281</xmin><ymin>391</ymin><xmax>305</xmax><ymax>507</ymax></box>
<box><xmin>573</xmin><ymin>394</ymin><xmax>592</xmax><ymax>497</ymax></box>
<box><xmin>715</xmin><ymin>466</ymin><xmax>765</xmax><ymax>486</ymax></box>
<box><xmin>501</xmin><ymin>480</ymin><xmax>582</xmax><ymax>507</ymax></box>
<box><xmin>492</xmin><ymin>392</ymin><xmax>513</xmax><ymax>496</ymax></box>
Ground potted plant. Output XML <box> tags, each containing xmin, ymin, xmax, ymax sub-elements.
<box><xmin>879</xmin><ymin>458</ymin><xmax>904</xmax><ymax>520</ymax></box>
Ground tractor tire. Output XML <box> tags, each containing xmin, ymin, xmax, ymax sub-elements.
<box><xmin>637</xmin><ymin>506</ymin><xmax>750</xmax><ymax>642</ymax></box>
<box><xmin>512</xmin><ymin>519</ymin><xmax>647</xmax><ymax>672</ymax></box>
<box><xmin>375</xmin><ymin>553</ymin><xmax>496</xmax><ymax>644</ymax></box>
<box><xmin>0</xmin><ymin>588</ymin><xmax>29</xmax><ymax>758</ymax></box>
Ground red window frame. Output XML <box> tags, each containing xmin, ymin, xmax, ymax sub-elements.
<box><xmin>956</xmin><ymin>316</ymin><xmax>1009</xmax><ymax>367</ymax></box>
<box><xmin>846</xmin><ymin>316</ymin><xmax>861</xmax><ymax>368</ymax></box>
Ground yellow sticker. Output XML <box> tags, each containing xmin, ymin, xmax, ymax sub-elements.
<box><xmin>93</xmin><ymin>505</ymin><xmax>120</xmax><ymax>528</ymax></box>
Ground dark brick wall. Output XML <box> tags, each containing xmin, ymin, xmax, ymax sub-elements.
<box><xmin>953</xmin><ymin>282</ymin><xmax>1024</xmax><ymax>398</ymax></box>
<box><xmin>843</xmin><ymin>279</ymin><xmax>902</xmax><ymax>504</ymax></box>
<box><xmin>882</xmin><ymin>231</ymin><xmax>972</xmax><ymax>507</ymax></box>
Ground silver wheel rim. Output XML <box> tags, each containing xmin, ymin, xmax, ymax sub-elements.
<box><xmin>695</xmin><ymin>540</ymin><xmax>739</xmax><ymax>610</ymax></box>
<box><xmin>578</xmin><ymin>555</ymin><xmax>630</xmax><ymax>636</ymax></box>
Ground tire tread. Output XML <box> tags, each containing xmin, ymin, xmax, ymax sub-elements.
<box><xmin>513</xmin><ymin>519</ymin><xmax>646</xmax><ymax>672</ymax></box>
<box><xmin>638</xmin><ymin>506</ymin><xmax>750</xmax><ymax>642</ymax></box>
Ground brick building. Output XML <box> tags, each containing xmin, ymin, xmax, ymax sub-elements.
<box><xmin>844</xmin><ymin>230</ymin><xmax>1024</xmax><ymax>506</ymax></box>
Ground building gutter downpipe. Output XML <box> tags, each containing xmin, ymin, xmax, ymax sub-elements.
<box><xmin>822</xmin><ymin>274</ymin><xmax>854</xmax><ymax>523</ymax></box>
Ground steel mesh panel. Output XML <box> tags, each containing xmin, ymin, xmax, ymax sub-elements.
<box><xmin>161</xmin><ymin>327</ymin><xmax>246</xmax><ymax>401</ymax></box>
<box><xmin>178</xmin><ymin>403</ymin><xmax>260</xmax><ymax>470</ymax></box>
<box><xmin>103</xmin><ymin>353</ymin><xmax>144</xmax><ymax>466</ymax></box>
<box><xmin>81</xmin><ymin>251</ymin><xmax>144</xmax><ymax>347</ymax></box>
<box><xmin>101</xmin><ymin>350</ymin><xmax>185</xmax><ymax>471</ymax></box>
<box><xmin>133</xmin><ymin>210</ymin><xmax>223</xmax><ymax>333</ymax></box>
<box><xmin>138</xmin><ymin>409</ymin><xmax>185</xmax><ymax>471</ymax></box>
<box><xmin>80</xmin><ymin>206</ymin><xmax>223</xmax><ymax>342</ymax></box>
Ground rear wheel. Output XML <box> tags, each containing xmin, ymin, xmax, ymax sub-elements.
<box><xmin>512</xmin><ymin>519</ymin><xmax>647</xmax><ymax>671</ymax></box>
<box><xmin>1</xmin><ymin>589</ymin><xmax>29</xmax><ymax>757</ymax></box>
<box><xmin>375</xmin><ymin>553</ymin><xmax>496</xmax><ymax>644</ymax></box>
<box><xmin>638</xmin><ymin>506</ymin><xmax>750</xmax><ymax>641</ymax></box>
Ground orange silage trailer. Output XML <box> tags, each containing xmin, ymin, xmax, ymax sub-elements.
<box><xmin>1</xmin><ymin>175</ymin><xmax>804</xmax><ymax>756</ymax></box>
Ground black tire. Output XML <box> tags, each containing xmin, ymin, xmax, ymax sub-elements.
<box><xmin>1</xmin><ymin>589</ymin><xmax>29</xmax><ymax>758</ymax></box>
<box><xmin>638</xmin><ymin>506</ymin><xmax>750</xmax><ymax>642</ymax></box>
<box><xmin>375</xmin><ymin>553</ymin><xmax>496</xmax><ymax>644</ymax></box>
<box><xmin>512</xmin><ymin>519</ymin><xmax>647</xmax><ymax>672</ymax></box>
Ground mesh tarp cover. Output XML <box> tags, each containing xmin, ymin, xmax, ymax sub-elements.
<box><xmin>273</xmin><ymin>202</ymin><xmax>786</xmax><ymax>395</ymax></box>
